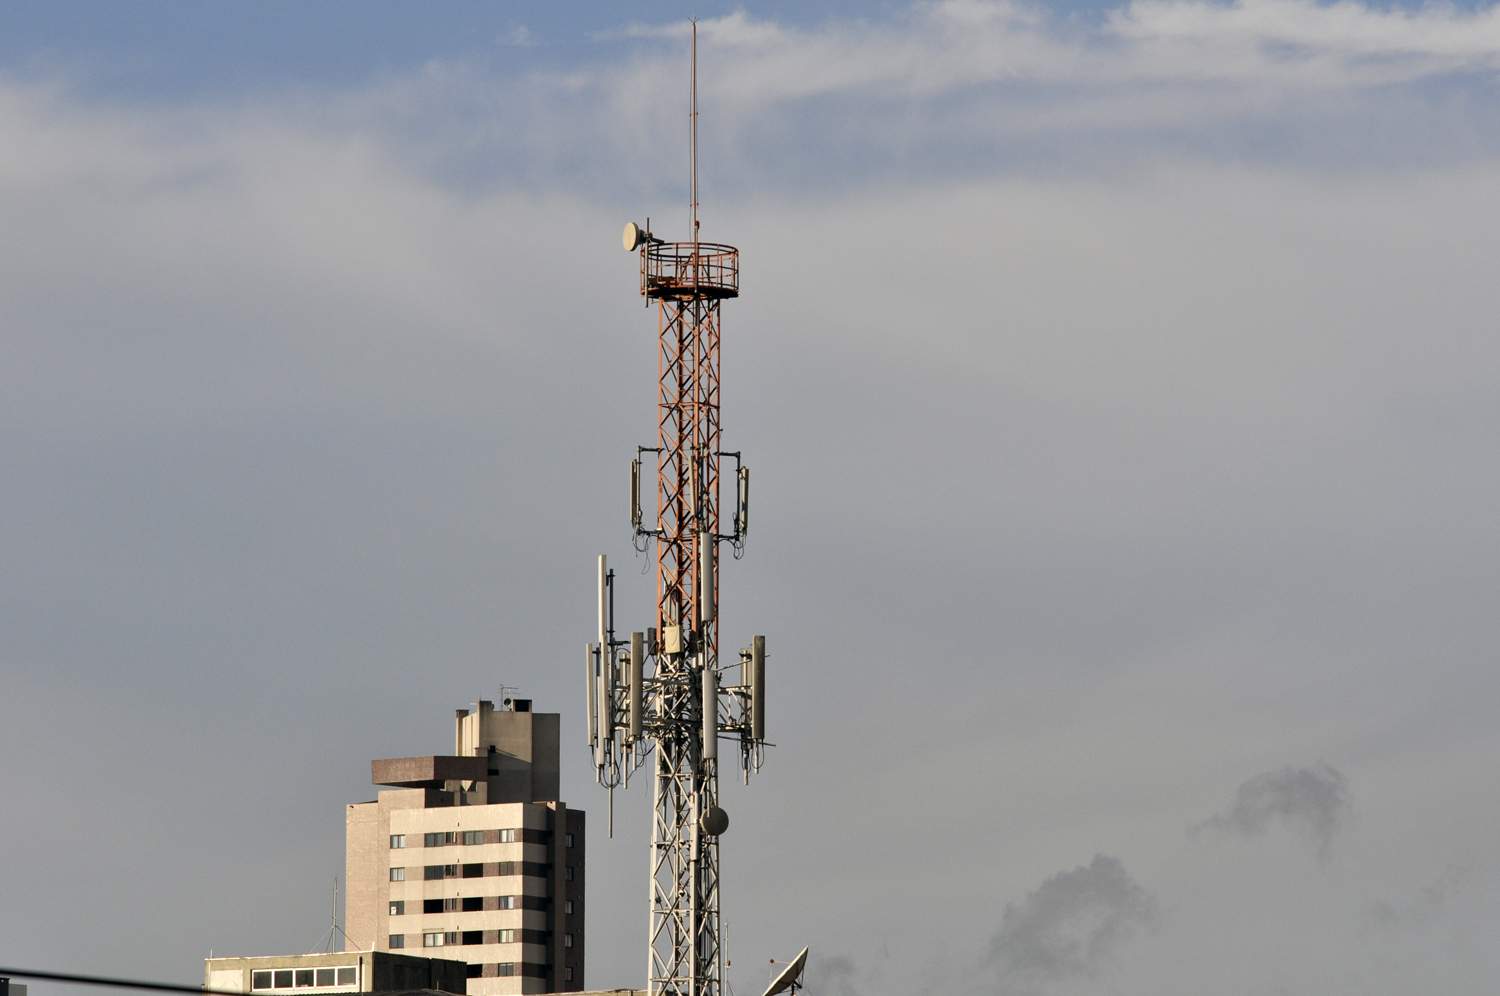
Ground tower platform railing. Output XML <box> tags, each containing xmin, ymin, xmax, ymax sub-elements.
<box><xmin>641</xmin><ymin>242</ymin><xmax>739</xmax><ymax>300</ymax></box>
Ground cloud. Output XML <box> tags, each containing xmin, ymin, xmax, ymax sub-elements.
<box><xmin>1361</xmin><ymin>862</ymin><xmax>1471</xmax><ymax>932</ymax></box>
<box><xmin>806</xmin><ymin>954</ymin><xmax>865</xmax><ymax>996</ymax></box>
<box><xmin>245</xmin><ymin>0</ymin><xmax>1500</xmax><ymax>200</ymax></box>
<box><xmin>1194</xmin><ymin>764</ymin><xmax>1351</xmax><ymax>860</ymax></box>
<box><xmin>629</xmin><ymin>0</ymin><xmax>1500</xmax><ymax>100</ymax></box>
<box><xmin>499</xmin><ymin>26</ymin><xmax>534</xmax><ymax>48</ymax></box>
<box><xmin>987</xmin><ymin>855</ymin><xmax>1159</xmax><ymax>989</ymax></box>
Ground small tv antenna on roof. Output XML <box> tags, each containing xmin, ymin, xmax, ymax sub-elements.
<box><xmin>312</xmin><ymin>877</ymin><xmax>351</xmax><ymax>953</ymax></box>
<box><xmin>761</xmin><ymin>948</ymin><xmax>808</xmax><ymax>996</ymax></box>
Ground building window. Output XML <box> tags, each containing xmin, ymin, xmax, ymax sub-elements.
<box><xmin>565</xmin><ymin>901</ymin><xmax>573</xmax><ymax>915</ymax></box>
<box><xmin>463</xmin><ymin>831</ymin><xmax>484</xmax><ymax>845</ymax></box>
<box><xmin>444</xmin><ymin>864</ymin><xmax>459</xmax><ymax>877</ymax></box>
<box><xmin>465</xmin><ymin>966</ymin><xmax>482</xmax><ymax>979</ymax></box>
<box><xmin>565</xmin><ymin>866</ymin><xmax>574</xmax><ymax>881</ymax></box>
<box><xmin>498</xmin><ymin>829</ymin><xmax>516</xmax><ymax>843</ymax></box>
<box><xmin>423</xmin><ymin>899</ymin><xmax>443</xmax><ymax>914</ymax></box>
<box><xmin>389</xmin><ymin>935</ymin><xmax>404</xmax><ymax>949</ymax></box>
<box><xmin>565</xmin><ymin>933</ymin><xmax>574</xmax><ymax>948</ymax></box>
<box><xmin>565</xmin><ymin>968</ymin><xmax>574</xmax><ymax>982</ymax></box>
<box><xmin>497</xmin><ymin>895</ymin><xmax>516</xmax><ymax>909</ymax></box>
<box><xmin>445</xmin><ymin>931</ymin><xmax>460</xmax><ymax>945</ymax></box>
<box><xmin>497</xmin><ymin>929</ymin><xmax>515</xmax><ymax>944</ymax></box>
<box><xmin>249</xmin><ymin>968</ymin><xmax>356</xmax><ymax>990</ymax></box>
<box><xmin>390</xmin><ymin>835</ymin><xmax>405</xmax><ymax>849</ymax></box>
<box><xmin>424</xmin><ymin>865</ymin><xmax>443</xmax><ymax>880</ymax></box>
<box><xmin>462</xmin><ymin>863</ymin><xmax>483</xmax><ymax>878</ymax></box>
<box><xmin>390</xmin><ymin>868</ymin><xmax>405</xmax><ymax>882</ymax></box>
<box><xmin>390</xmin><ymin>901</ymin><xmax>405</xmax><ymax>915</ymax></box>
<box><xmin>462</xmin><ymin>930</ymin><xmax>483</xmax><ymax>945</ymax></box>
<box><xmin>565</xmin><ymin>833</ymin><xmax>574</xmax><ymax>847</ymax></box>
<box><xmin>423</xmin><ymin>932</ymin><xmax>444</xmax><ymax>947</ymax></box>
<box><xmin>445</xmin><ymin>897</ymin><xmax>459</xmax><ymax>912</ymax></box>
<box><xmin>462</xmin><ymin>896</ymin><xmax>483</xmax><ymax>912</ymax></box>
<box><xmin>496</xmin><ymin>964</ymin><xmax>515</xmax><ymax>977</ymax></box>
<box><xmin>424</xmin><ymin>833</ymin><xmax>440</xmax><ymax>847</ymax></box>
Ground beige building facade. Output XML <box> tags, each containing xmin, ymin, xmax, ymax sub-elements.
<box><xmin>203</xmin><ymin>951</ymin><xmax>468</xmax><ymax>995</ymax></box>
<box><xmin>345</xmin><ymin>700</ymin><xmax>585</xmax><ymax>996</ymax></box>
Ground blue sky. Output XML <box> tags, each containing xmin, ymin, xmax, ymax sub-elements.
<box><xmin>4</xmin><ymin>3</ymin><xmax>1500</xmax><ymax>996</ymax></box>
<box><xmin>1</xmin><ymin>2</ymin><xmax>899</xmax><ymax>98</ymax></box>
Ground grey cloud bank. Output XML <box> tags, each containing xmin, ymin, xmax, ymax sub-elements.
<box><xmin>352</xmin><ymin>0</ymin><xmax>1500</xmax><ymax>195</ymax></box>
<box><xmin>3</xmin><ymin>3</ymin><xmax>1500</xmax><ymax>996</ymax></box>
<box><xmin>988</xmin><ymin>855</ymin><xmax>1158</xmax><ymax>988</ymax></box>
<box><xmin>1194</xmin><ymin>763</ymin><xmax>1351</xmax><ymax>860</ymax></box>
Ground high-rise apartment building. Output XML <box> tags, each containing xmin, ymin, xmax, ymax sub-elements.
<box><xmin>345</xmin><ymin>699</ymin><xmax>584</xmax><ymax>996</ymax></box>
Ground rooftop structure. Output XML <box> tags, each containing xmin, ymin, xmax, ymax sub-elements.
<box><xmin>207</xmin><ymin>699</ymin><xmax>583</xmax><ymax>996</ymax></box>
<box><xmin>347</xmin><ymin>700</ymin><xmax>583</xmax><ymax>995</ymax></box>
<box><xmin>203</xmin><ymin>952</ymin><xmax>467</xmax><ymax>996</ymax></box>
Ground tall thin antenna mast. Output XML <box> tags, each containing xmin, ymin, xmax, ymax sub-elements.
<box><xmin>313</xmin><ymin>877</ymin><xmax>350</xmax><ymax>954</ymax></box>
<box><xmin>691</xmin><ymin>20</ymin><xmax>699</xmax><ymax>245</ymax></box>
<box><xmin>601</xmin><ymin>29</ymin><xmax>771</xmax><ymax>996</ymax></box>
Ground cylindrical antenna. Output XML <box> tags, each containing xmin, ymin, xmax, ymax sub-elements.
<box><xmin>702</xmin><ymin>665</ymin><xmax>717</xmax><ymax>761</ymax></box>
<box><xmin>597</xmin><ymin>555</ymin><xmax>608</xmax><ymax>658</ymax></box>
<box><xmin>737</xmin><ymin>466</ymin><xmax>749</xmax><ymax>535</ymax></box>
<box><xmin>585</xmin><ymin>643</ymin><xmax>598</xmax><ymax>747</ymax></box>
<box><xmin>699</xmin><ymin>530</ymin><xmax>715</xmax><ymax>624</ymax></box>
<box><xmin>629</xmin><ymin>631</ymin><xmax>644</xmax><ymax>741</ymax></box>
<box><xmin>751</xmin><ymin>635</ymin><xmax>765</xmax><ymax>740</ymax></box>
<box><xmin>596</xmin><ymin>663</ymin><xmax>613</xmax><ymax>765</ymax></box>
<box><xmin>631</xmin><ymin>458</ymin><xmax>642</xmax><ymax>530</ymax></box>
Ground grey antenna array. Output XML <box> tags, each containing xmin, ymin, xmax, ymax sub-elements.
<box><xmin>585</xmin><ymin>23</ymin><xmax>771</xmax><ymax>996</ymax></box>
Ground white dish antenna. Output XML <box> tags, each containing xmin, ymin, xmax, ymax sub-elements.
<box><xmin>761</xmin><ymin>947</ymin><xmax>808</xmax><ymax>996</ymax></box>
<box><xmin>624</xmin><ymin>221</ymin><xmax>646</xmax><ymax>251</ymax></box>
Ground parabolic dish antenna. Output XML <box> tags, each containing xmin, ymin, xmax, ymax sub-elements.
<box><xmin>623</xmin><ymin>221</ymin><xmax>645</xmax><ymax>251</ymax></box>
<box><xmin>761</xmin><ymin>947</ymin><xmax>808</xmax><ymax>996</ymax></box>
<box><xmin>700</xmin><ymin>806</ymin><xmax>729</xmax><ymax>836</ymax></box>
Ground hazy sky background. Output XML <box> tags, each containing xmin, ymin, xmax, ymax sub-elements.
<box><xmin>2</xmin><ymin>2</ymin><xmax>1500</xmax><ymax>995</ymax></box>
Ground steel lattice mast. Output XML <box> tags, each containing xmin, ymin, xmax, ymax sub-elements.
<box><xmin>586</xmin><ymin>23</ymin><xmax>768</xmax><ymax>996</ymax></box>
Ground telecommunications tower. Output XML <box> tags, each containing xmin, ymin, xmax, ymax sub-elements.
<box><xmin>585</xmin><ymin>23</ymin><xmax>769</xmax><ymax>996</ymax></box>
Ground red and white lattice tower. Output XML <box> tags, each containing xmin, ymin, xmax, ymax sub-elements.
<box><xmin>585</xmin><ymin>23</ymin><xmax>768</xmax><ymax>996</ymax></box>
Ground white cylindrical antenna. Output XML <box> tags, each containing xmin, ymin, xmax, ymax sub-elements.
<box><xmin>702</xmin><ymin>665</ymin><xmax>718</xmax><ymax>761</ymax></box>
<box><xmin>629</xmin><ymin>631</ymin><xmax>644</xmax><ymax>741</ymax></box>
<box><xmin>631</xmin><ymin>459</ymin><xmax>642</xmax><ymax>530</ymax></box>
<box><xmin>597</xmin><ymin>555</ymin><xmax>608</xmax><ymax>656</ymax></box>
<box><xmin>751</xmin><ymin>635</ymin><xmax>765</xmax><ymax>741</ymax></box>
<box><xmin>596</xmin><ymin>665</ymin><xmax>613</xmax><ymax>767</ymax></box>
<box><xmin>737</xmin><ymin>466</ymin><xmax>749</xmax><ymax>535</ymax></box>
<box><xmin>699</xmin><ymin>530</ymin><xmax>715</xmax><ymax>624</ymax></box>
<box><xmin>586</xmin><ymin>643</ymin><xmax>598</xmax><ymax>747</ymax></box>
